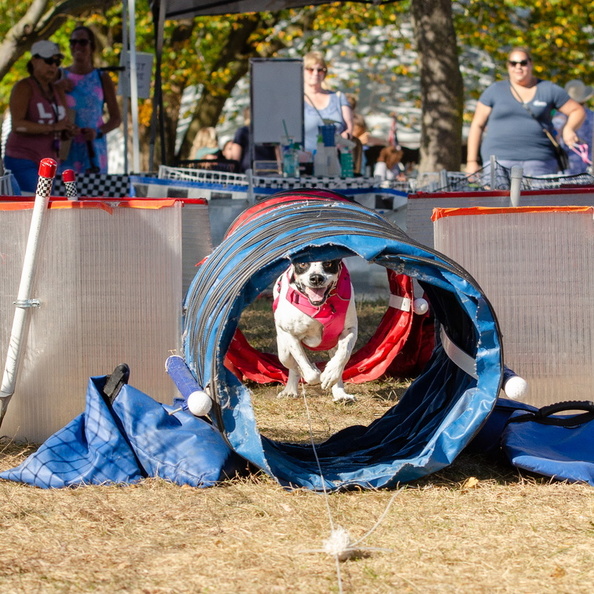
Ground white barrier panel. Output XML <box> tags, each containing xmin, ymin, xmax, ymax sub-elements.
<box><xmin>177</xmin><ymin>200</ymin><xmax>213</xmax><ymax>294</ymax></box>
<box><xmin>434</xmin><ymin>206</ymin><xmax>594</xmax><ymax>407</ymax></box>
<box><xmin>409</xmin><ymin>186</ymin><xmax>594</xmax><ymax>248</ymax></box>
<box><xmin>0</xmin><ymin>199</ymin><xmax>208</xmax><ymax>442</ymax></box>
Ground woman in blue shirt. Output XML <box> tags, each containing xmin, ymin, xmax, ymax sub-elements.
<box><xmin>303</xmin><ymin>51</ymin><xmax>353</xmax><ymax>155</ymax></box>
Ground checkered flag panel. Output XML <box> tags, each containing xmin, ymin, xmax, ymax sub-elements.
<box><xmin>53</xmin><ymin>173</ymin><xmax>131</xmax><ymax>198</ymax></box>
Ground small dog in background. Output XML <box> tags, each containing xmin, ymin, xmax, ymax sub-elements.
<box><xmin>273</xmin><ymin>259</ymin><xmax>358</xmax><ymax>402</ymax></box>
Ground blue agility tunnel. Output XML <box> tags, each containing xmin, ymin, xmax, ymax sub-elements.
<box><xmin>183</xmin><ymin>191</ymin><xmax>504</xmax><ymax>491</ymax></box>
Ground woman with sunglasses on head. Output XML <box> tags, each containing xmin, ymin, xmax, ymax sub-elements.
<box><xmin>57</xmin><ymin>26</ymin><xmax>121</xmax><ymax>174</ymax></box>
<box><xmin>4</xmin><ymin>41</ymin><xmax>75</xmax><ymax>193</ymax></box>
<box><xmin>466</xmin><ymin>47</ymin><xmax>585</xmax><ymax>176</ymax></box>
<box><xmin>303</xmin><ymin>51</ymin><xmax>353</xmax><ymax>155</ymax></box>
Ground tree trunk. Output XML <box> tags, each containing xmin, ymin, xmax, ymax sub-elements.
<box><xmin>411</xmin><ymin>0</ymin><xmax>464</xmax><ymax>173</ymax></box>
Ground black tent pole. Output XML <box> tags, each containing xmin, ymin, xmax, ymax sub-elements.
<box><xmin>149</xmin><ymin>0</ymin><xmax>167</xmax><ymax>170</ymax></box>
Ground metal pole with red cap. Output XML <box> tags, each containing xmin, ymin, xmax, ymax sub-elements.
<box><xmin>0</xmin><ymin>158</ymin><xmax>57</xmax><ymax>426</ymax></box>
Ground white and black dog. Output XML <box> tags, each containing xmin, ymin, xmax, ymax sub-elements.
<box><xmin>273</xmin><ymin>259</ymin><xmax>358</xmax><ymax>402</ymax></box>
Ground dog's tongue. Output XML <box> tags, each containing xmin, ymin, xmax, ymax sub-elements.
<box><xmin>305</xmin><ymin>286</ymin><xmax>327</xmax><ymax>305</ymax></box>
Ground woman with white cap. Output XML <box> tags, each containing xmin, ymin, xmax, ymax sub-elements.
<box><xmin>555</xmin><ymin>79</ymin><xmax>593</xmax><ymax>175</ymax></box>
<box><xmin>4</xmin><ymin>40</ymin><xmax>75</xmax><ymax>193</ymax></box>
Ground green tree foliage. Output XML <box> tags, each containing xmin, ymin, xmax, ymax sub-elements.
<box><xmin>0</xmin><ymin>1</ymin><xmax>591</xmax><ymax>169</ymax></box>
<box><xmin>455</xmin><ymin>0</ymin><xmax>593</xmax><ymax>88</ymax></box>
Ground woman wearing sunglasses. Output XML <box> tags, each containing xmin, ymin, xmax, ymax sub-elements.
<box><xmin>466</xmin><ymin>47</ymin><xmax>584</xmax><ymax>176</ymax></box>
<box><xmin>303</xmin><ymin>51</ymin><xmax>353</xmax><ymax>155</ymax></box>
<box><xmin>57</xmin><ymin>26</ymin><xmax>121</xmax><ymax>174</ymax></box>
<box><xmin>4</xmin><ymin>41</ymin><xmax>74</xmax><ymax>193</ymax></box>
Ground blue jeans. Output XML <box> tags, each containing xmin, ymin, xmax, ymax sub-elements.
<box><xmin>4</xmin><ymin>156</ymin><xmax>39</xmax><ymax>194</ymax></box>
<box><xmin>498</xmin><ymin>158</ymin><xmax>560</xmax><ymax>177</ymax></box>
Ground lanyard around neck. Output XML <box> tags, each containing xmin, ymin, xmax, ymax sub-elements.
<box><xmin>32</xmin><ymin>76</ymin><xmax>60</xmax><ymax>122</ymax></box>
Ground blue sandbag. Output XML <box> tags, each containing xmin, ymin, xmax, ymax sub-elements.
<box><xmin>0</xmin><ymin>375</ymin><xmax>242</xmax><ymax>488</ymax></box>
<box><xmin>112</xmin><ymin>383</ymin><xmax>242</xmax><ymax>485</ymax></box>
<box><xmin>466</xmin><ymin>397</ymin><xmax>538</xmax><ymax>455</ymax></box>
<box><xmin>0</xmin><ymin>376</ymin><xmax>144</xmax><ymax>488</ymax></box>
<box><xmin>502</xmin><ymin>402</ymin><xmax>594</xmax><ymax>486</ymax></box>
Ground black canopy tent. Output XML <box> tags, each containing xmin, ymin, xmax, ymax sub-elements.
<box><xmin>145</xmin><ymin>0</ymin><xmax>398</xmax><ymax>167</ymax></box>
<box><xmin>160</xmin><ymin>0</ymin><xmax>337</xmax><ymax>18</ymax></box>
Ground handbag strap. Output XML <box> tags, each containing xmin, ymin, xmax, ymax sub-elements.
<box><xmin>304</xmin><ymin>92</ymin><xmax>327</xmax><ymax>126</ymax></box>
<box><xmin>509</xmin><ymin>82</ymin><xmax>558</xmax><ymax>145</ymax></box>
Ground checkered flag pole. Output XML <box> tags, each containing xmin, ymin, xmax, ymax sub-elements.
<box><xmin>62</xmin><ymin>169</ymin><xmax>79</xmax><ymax>200</ymax></box>
<box><xmin>0</xmin><ymin>158</ymin><xmax>57</xmax><ymax>427</ymax></box>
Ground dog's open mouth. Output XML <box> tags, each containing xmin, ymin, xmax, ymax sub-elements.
<box><xmin>302</xmin><ymin>285</ymin><xmax>330</xmax><ymax>306</ymax></box>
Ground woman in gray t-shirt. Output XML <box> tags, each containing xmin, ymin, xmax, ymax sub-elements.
<box><xmin>466</xmin><ymin>47</ymin><xmax>584</xmax><ymax>176</ymax></box>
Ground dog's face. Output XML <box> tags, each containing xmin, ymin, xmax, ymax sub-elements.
<box><xmin>291</xmin><ymin>260</ymin><xmax>342</xmax><ymax>307</ymax></box>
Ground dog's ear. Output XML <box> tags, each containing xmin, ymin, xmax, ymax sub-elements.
<box><xmin>293</xmin><ymin>262</ymin><xmax>311</xmax><ymax>275</ymax></box>
<box><xmin>322</xmin><ymin>260</ymin><xmax>341</xmax><ymax>274</ymax></box>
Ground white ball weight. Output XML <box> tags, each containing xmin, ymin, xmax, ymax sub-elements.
<box><xmin>503</xmin><ymin>375</ymin><xmax>529</xmax><ymax>400</ymax></box>
<box><xmin>187</xmin><ymin>390</ymin><xmax>212</xmax><ymax>416</ymax></box>
<box><xmin>413</xmin><ymin>298</ymin><xmax>429</xmax><ymax>315</ymax></box>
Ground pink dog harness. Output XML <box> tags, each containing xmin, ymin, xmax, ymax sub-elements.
<box><xmin>273</xmin><ymin>265</ymin><xmax>352</xmax><ymax>351</ymax></box>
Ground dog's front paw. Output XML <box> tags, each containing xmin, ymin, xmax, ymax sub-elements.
<box><xmin>277</xmin><ymin>386</ymin><xmax>299</xmax><ymax>399</ymax></box>
<box><xmin>320</xmin><ymin>362</ymin><xmax>343</xmax><ymax>390</ymax></box>
<box><xmin>302</xmin><ymin>368</ymin><xmax>321</xmax><ymax>385</ymax></box>
<box><xmin>332</xmin><ymin>389</ymin><xmax>356</xmax><ymax>403</ymax></box>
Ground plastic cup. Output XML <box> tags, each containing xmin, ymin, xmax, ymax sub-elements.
<box><xmin>318</xmin><ymin>125</ymin><xmax>336</xmax><ymax>147</ymax></box>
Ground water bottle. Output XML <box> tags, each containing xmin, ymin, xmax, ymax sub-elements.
<box><xmin>340</xmin><ymin>148</ymin><xmax>354</xmax><ymax>178</ymax></box>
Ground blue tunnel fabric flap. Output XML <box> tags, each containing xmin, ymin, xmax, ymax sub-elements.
<box><xmin>112</xmin><ymin>385</ymin><xmax>242</xmax><ymax>486</ymax></box>
<box><xmin>0</xmin><ymin>376</ymin><xmax>240</xmax><ymax>489</ymax></box>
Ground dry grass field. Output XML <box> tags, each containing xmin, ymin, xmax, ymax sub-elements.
<box><xmin>0</xmin><ymin>298</ymin><xmax>593</xmax><ymax>593</ymax></box>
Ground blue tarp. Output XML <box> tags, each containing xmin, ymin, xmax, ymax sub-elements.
<box><xmin>0</xmin><ymin>375</ymin><xmax>242</xmax><ymax>488</ymax></box>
